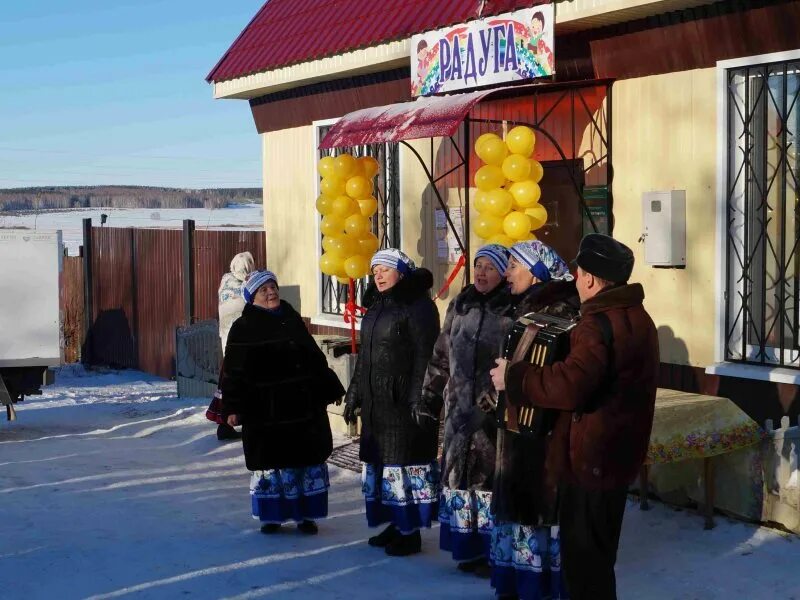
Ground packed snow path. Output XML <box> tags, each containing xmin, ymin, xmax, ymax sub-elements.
<box><xmin>1</xmin><ymin>367</ymin><xmax>799</xmax><ymax>599</ymax></box>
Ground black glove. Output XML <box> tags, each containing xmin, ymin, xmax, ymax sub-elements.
<box><xmin>411</xmin><ymin>402</ymin><xmax>439</xmax><ymax>431</ymax></box>
<box><xmin>476</xmin><ymin>390</ymin><xmax>498</xmax><ymax>414</ymax></box>
<box><xmin>343</xmin><ymin>401</ymin><xmax>360</xmax><ymax>425</ymax></box>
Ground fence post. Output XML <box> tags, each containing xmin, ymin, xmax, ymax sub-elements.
<box><xmin>182</xmin><ymin>219</ymin><xmax>195</xmax><ymax>326</ymax></box>
<box><xmin>81</xmin><ymin>217</ymin><xmax>93</xmax><ymax>364</ymax></box>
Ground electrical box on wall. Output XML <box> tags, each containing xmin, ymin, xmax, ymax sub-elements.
<box><xmin>641</xmin><ymin>190</ymin><xmax>686</xmax><ymax>267</ymax></box>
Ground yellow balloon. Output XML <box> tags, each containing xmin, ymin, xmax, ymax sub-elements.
<box><xmin>502</xmin><ymin>154</ymin><xmax>532</xmax><ymax>183</ymax></box>
<box><xmin>524</xmin><ymin>204</ymin><xmax>548</xmax><ymax>230</ymax></box>
<box><xmin>320</xmin><ymin>214</ymin><xmax>345</xmax><ymax>237</ymax></box>
<box><xmin>473</xmin><ymin>214</ymin><xmax>504</xmax><ymax>239</ymax></box>
<box><xmin>344</xmin><ymin>214</ymin><xmax>370</xmax><ymax>237</ymax></box>
<box><xmin>357</xmin><ymin>232</ymin><xmax>380</xmax><ymax>256</ymax></box>
<box><xmin>473</xmin><ymin>190</ymin><xmax>491</xmax><ymax>214</ymax></box>
<box><xmin>476</xmin><ymin>136</ymin><xmax>508</xmax><ymax>166</ymax></box>
<box><xmin>327</xmin><ymin>235</ymin><xmax>357</xmax><ymax>258</ymax></box>
<box><xmin>357</xmin><ymin>196</ymin><xmax>378</xmax><ymax>217</ymax></box>
<box><xmin>503</xmin><ymin>211</ymin><xmax>533</xmax><ymax>240</ymax></box>
<box><xmin>529</xmin><ymin>159</ymin><xmax>544</xmax><ymax>183</ymax></box>
<box><xmin>319</xmin><ymin>252</ymin><xmax>344</xmax><ymax>276</ymax></box>
<box><xmin>346</xmin><ymin>175</ymin><xmax>373</xmax><ymax>199</ymax></box>
<box><xmin>318</xmin><ymin>156</ymin><xmax>336</xmax><ymax>179</ymax></box>
<box><xmin>509</xmin><ymin>180</ymin><xmax>542</xmax><ymax>208</ymax></box>
<box><xmin>336</xmin><ymin>275</ymin><xmax>351</xmax><ymax>285</ymax></box>
<box><xmin>332</xmin><ymin>195</ymin><xmax>358</xmax><ymax>218</ymax></box>
<box><xmin>474</xmin><ymin>132</ymin><xmax>502</xmax><ymax>156</ymax></box>
<box><xmin>505</xmin><ymin>126</ymin><xmax>536</xmax><ymax>157</ymax></box>
<box><xmin>315</xmin><ymin>195</ymin><xmax>334</xmax><ymax>215</ymax></box>
<box><xmin>344</xmin><ymin>254</ymin><xmax>370</xmax><ymax>279</ymax></box>
<box><xmin>485</xmin><ymin>188</ymin><xmax>513</xmax><ymax>217</ymax></box>
<box><xmin>333</xmin><ymin>154</ymin><xmax>357</xmax><ymax>179</ymax></box>
<box><xmin>359</xmin><ymin>156</ymin><xmax>380</xmax><ymax>180</ymax></box>
<box><xmin>320</xmin><ymin>177</ymin><xmax>346</xmax><ymax>198</ymax></box>
<box><xmin>474</xmin><ymin>165</ymin><xmax>505</xmax><ymax>191</ymax></box>
<box><xmin>486</xmin><ymin>233</ymin><xmax>515</xmax><ymax>248</ymax></box>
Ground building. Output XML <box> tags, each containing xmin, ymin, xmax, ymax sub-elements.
<box><xmin>207</xmin><ymin>0</ymin><xmax>800</xmax><ymax>424</ymax></box>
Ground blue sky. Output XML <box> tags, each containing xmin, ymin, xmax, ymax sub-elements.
<box><xmin>0</xmin><ymin>1</ymin><xmax>264</xmax><ymax>189</ymax></box>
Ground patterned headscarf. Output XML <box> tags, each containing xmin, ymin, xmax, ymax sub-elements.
<box><xmin>242</xmin><ymin>270</ymin><xmax>278</xmax><ymax>304</ymax></box>
<box><xmin>509</xmin><ymin>241</ymin><xmax>573</xmax><ymax>282</ymax></box>
<box><xmin>475</xmin><ymin>244</ymin><xmax>510</xmax><ymax>274</ymax></box>
<box><xmin>370</xmin><ymin>248</ymin><xmax>416</xmax><ymax>275</ymax></box>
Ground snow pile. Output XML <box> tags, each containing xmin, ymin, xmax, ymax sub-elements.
<box><xmin>1</xmin><ymin>367</ymin><xmax>799</xmax><ymax>599</ymax></box>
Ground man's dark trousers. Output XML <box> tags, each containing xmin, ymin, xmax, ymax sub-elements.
<box><xmin>559</xmin><ymin>481</ymin><xmax>629</xmax><ymax>600</ymax></box>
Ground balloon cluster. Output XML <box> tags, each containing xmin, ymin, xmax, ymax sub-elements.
<box><xmin>316</xmin><ymin>154</ymin><xmax>382</xmax><ymax>282</ymax></box>
<box><xmin>472</xmin><ymin>126</ymin><xmax>548</xmax><ymax>247</ymax></box>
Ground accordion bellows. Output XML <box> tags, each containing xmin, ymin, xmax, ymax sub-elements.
<box><xmin>496</xmin><ymin>312</ymin><xmax>577</xmax><ymax>437</ymax></box>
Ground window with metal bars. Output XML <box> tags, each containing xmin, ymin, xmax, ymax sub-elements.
<box><xmin>316</xmin><ymin>124</ymin><xmax>401</xmax><ymax>316</ymax></box>
<box><xmin>725</xmin><ymin>59</ymin><xmax>800</xmax><ymax>367</ymax></box>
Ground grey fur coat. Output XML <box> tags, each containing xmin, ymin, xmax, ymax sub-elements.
<box><xmin>422</xmin><ymin>283</ymin><xmax>515</xmax><ymax>492</ymax></box>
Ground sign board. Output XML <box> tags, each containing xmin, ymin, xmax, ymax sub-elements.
<box><xmin>435</xmin><ymin>207</ymin><xmax>464</xmax><ymax>264</ymax></box>
<box><xmin>411</xmin><ymin>5</ymin><xmax>554</xmax><ymax>97</ymax></box>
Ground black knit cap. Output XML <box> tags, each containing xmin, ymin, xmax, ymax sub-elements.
<box><xmin>574</xmin><ymin>234</ymin><xmax>634</xmax><ymax>283</ymax></box>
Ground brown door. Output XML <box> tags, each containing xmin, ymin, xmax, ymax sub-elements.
<box><xmin>536</xmin><ymin>159</ymin><xmax>585</xmax><ymax>262</ymax></box>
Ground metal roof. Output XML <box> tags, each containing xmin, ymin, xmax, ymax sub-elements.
<box><xmin>207</xmin><ymin>0</ymin><xmax>548</xmax><ymax>83</ymax></box>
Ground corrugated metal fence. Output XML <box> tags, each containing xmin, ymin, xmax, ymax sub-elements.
<box><xmin>79</xmin><ymin>223</ymin><xmax>265</xmax><ymax>379</ymax></box>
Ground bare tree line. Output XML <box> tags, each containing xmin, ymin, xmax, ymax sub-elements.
<box><xmin>0</xmin><ymin>186</ymin><xmax>262</xmax><ymax>211</ymax></box>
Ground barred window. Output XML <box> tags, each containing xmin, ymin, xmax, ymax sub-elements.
<box><xmin>316</xmin><ymin>124</ymin><xmax>401</xmax><ymax>316</ymax></box>
<box><xmin>725</xmin><ymin>59</ymin><xmax>800</xmax><ymax>366</ymax></box>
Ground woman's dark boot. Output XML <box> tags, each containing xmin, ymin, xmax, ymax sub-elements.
<box><xmin>297</xmin><ymin>520</ymin><xmax>318</xmax><ymax>535</ymax></box>
<box><xmin>385</xmin><ymin>530</ymin><xmax>421</xmax><ymax>556</ymax></box>
<box><xmin>368</xmin><ymin>524</ymin><xmax>399</xmax><ymax>547</ymax></box>
<box><xmin>260</xmin><ymin>523</ymin><xmax>281</xmax><ymax>534</ymax></box>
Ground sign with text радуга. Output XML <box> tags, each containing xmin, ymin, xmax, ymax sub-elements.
<box><xmin>411</xmin><ymin>5</ymin><xmax>554</xmax><ymax>97</ymax></box>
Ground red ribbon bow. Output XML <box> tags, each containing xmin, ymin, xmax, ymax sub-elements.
<box><xmin>345</xmin><ymin>278</ymin><xmax>367</xmax><ymax>354</ymax></box>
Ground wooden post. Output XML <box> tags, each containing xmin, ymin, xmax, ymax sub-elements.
<box><xmin>639</xmin><ymin>464</ymin><xmax>650</xmax><ymax>511</ymax></box>
<box><xmin>182</xmin><ymin>220</ymin><xmax>195</xmax><ymax>326</ymax></box>
<box><xmin>81</xmin><ymin>217</ymin><xmax>93</xmax><ymax>363</ymax></box>
<box><xmin>703</xmin><ymin>457</ymin><xmax>716</xmax><ymax>530</ymax></box>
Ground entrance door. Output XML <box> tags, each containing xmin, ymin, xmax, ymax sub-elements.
<box><xmin>536</xmin><ymin>159</ymin><xmax>585</xmax><ymax>262</ymax></box>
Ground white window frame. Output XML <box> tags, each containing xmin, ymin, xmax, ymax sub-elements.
<box><xmin>310</xmin><ymin>117</ymin><xmax>404</xmax><ymax>330</ymax></box>
<box><xmin>709</xmin><ymin>48</ymin><xmax>800</xmax><ymax>384</ymax></box>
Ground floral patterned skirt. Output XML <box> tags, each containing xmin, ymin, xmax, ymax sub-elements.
<box><xmin>438</xmin><ymin>487</ymin><xmax>494</xmax><ymax>562</ymax></box>
<box><xmin>361</xmin><ymin>462</ymin><xmax>440</xmax><ymax>534</ymax></box>
<box><xmin>490</xmin><ymin>522</ymin><xmax>567</xmax><ymax>600</ymax></box>
<box><xmin>249</xmin><ymin>464</ymin><xmax>329</xmax><ymax>524</ymax></box>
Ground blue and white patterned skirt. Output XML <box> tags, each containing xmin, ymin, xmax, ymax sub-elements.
<box><xmin>438</xmin><ymin>487</ymin><xmax>494</xmax><ymax>562</ymax></box>
<box><xmin>361</xmin><ymin>462</ymin><xmax>440</xmax><ymax>534</ymax></box>
<box><xmin>490</xmin><ymin>522</ymin><xmax>567</xmax><ymax>599</ymax></box>
<box><xmin>250</xmin><ymin>464</ymin><xmax>329</xmax><ymax>524</ymax></box>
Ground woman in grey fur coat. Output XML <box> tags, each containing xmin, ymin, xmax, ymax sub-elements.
<box><xmin>421</xmin><ymin>244</ymin><xmax>514</xmax><ymax>575</ymax></box>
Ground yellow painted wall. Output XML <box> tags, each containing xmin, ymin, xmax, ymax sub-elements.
<box><xmin>611</xmin><ymin>68</ymin><xmax>717</xmax><ymax>367</ymax></box>
<box><xmin>262</xmin><ymin>126</ymin><xmax>319</xmax><ymax>317</ymax></box>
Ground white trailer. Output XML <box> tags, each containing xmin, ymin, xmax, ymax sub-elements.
<box><xmin>0</xmin><ymin>230</ymin><xmax>63</xmax><ymax>420</ymax></box>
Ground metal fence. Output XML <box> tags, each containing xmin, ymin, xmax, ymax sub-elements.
<box><xmin>76</xmin><ymin>220</ymin><xmax>265</xmax><ymax>378</ymax></box>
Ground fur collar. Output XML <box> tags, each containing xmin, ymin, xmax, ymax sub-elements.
<box><xmin>580</xmin><ymin>283</ymin><xmax>644</xmax><ymax>315</ymax></box>
<box><xmin>453</xmin><ymin>282</ymin><xmax>512</xmax><ymax>315</ymax></box>
<box><xmin>362</xmin><ymin>268</ymin><xmax>434</xmax><ymax>308</ymax></box>
<box><xmin>513</xmin><ymin>279</ymin><xmax>580</xmax><ymax>316</ymax></box>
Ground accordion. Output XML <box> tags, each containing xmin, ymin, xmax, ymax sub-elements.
<box><xmin>496</xmin><ymin>312</ymin><xmax>577</xmax><ymax>437</ymax></box>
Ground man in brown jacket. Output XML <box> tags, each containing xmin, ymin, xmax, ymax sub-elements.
<box><xmin>490</xmin><ymin>233</ymin><xmax>659</xmax><ymax>600</ymax></box>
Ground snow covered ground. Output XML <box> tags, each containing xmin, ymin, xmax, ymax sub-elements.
<box><xmin>0</xmin><ymin>204</ymin><xmax>263</xmax><ymax>256</ymax></box>
<box><xmin>2</xmin><ymin>366</ymin><xmax>799</xmax><ymax>599</ymax></box>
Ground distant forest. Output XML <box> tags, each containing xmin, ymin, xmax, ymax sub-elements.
<box><xmin>0</xmin><ymin>186</ymin><xmax>262</xmax><ymax>211</ymax></box>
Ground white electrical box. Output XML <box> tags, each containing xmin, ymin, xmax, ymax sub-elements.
<box><xmin>642</xmin><ymin>190</ymin><xmax>686</xmax><ymax>267</ymax></box>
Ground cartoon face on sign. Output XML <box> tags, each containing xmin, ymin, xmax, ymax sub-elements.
<box><xmin>530</xmin><ymin>11</ymin><xmax>545</xmax><ymax>37</ymax></box>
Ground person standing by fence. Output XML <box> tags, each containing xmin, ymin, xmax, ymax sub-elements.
<box><xmin>206</xmin><ymin>251</ymin><xmax>254</xmax><ymax>440</ymax></box>
<box><xmin>221</xmin><ymin>270</ymin><xmax>345</xmax><ymax>535</ymax></box>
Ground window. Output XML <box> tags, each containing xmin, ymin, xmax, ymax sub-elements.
<box><xmin>724</xmin><ymin>57</ymin><xmax>800</xmax><ymax>367</ymax></box>
<box><xmin>316</xmin><ymin>123</ymin><xmax>401</xmax><ymax>316</ymax></box>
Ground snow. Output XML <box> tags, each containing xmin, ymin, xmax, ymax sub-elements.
<box><xmin>0</xmin><ymin>204</ymin><xmax>264</xmax><ymax>256</ymax></box>
<box><xmin>2</xmin><ymin>366</ymin><xmax>800</xmax><ymax>599</ymax></box>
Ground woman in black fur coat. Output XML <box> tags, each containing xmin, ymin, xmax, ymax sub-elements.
<box><xmin>221</xmin><ymin>270</ymin><xmax>344</xmax><ymax>536</ymax></box>
<box><xmin>343</xmin><ymin>249</ymin><xmax>440</xmax><ymax>557</ymax></box>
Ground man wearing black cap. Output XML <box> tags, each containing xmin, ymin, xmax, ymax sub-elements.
<box><xmin>490</xmin><ymin>233</ymin><xmax>659</xmax><ymax>600</ymax></box>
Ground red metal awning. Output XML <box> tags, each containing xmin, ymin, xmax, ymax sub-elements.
<box><xmin>318</xmin><ymin>88</ymin><xmax>498</xmax><ymax>149</ymax></box>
